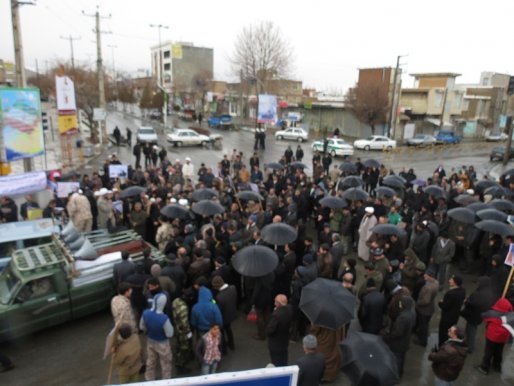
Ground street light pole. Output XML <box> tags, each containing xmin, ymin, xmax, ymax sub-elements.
<box><xmin>60</xmin><ymin>35</ymin><xmax>81</xmax><ymax>70</ymax></box>
<box><xmin>150</xmin><ymin>24</ymin><xmax>169</xmax><ymax>127</ymax></box>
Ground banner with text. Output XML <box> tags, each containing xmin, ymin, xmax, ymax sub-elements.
<box><xmin>0</xmin><ymin>171</ymin><xmax>47</xmax><ymax>196</ymax></box>
<box><xmin>257</xmin><ymin>94</ymin><xmax>277</xmax><ymax>123</ymax></box>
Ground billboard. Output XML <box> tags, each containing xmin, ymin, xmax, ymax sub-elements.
<box><xmin>257</xmin><ymin>94</ymin><xmax>277</xmax><ymax>123</ymax></box>
<box><xmin>172</xmin><ymin>43</ymin><xmax>183</xmax><ymax>59</ymax></box>
<box><xmin>55</xmin><ymin>76</ymin><xmax>77</xmax><ymax>111</ymax></box>
<box><xmin>0</xmin><ymin>87</ymin><xmax>44</xmax><ymax>162</ymax></box>
<box><xmin>58</xmin><ymin>112</ymin><xmax>78</xmax><ymax>135</ymax></box>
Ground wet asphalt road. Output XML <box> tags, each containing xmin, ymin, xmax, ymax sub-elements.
<box><xmin>2</xmin><ymin>107</ymin><xmax>513</xmax><ymax>386</ymax></box>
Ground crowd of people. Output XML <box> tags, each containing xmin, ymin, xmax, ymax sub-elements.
<box><xmin>2</xmin><ymin>133</ymin><xmax>514</xmax><ymax>386</ymax></box>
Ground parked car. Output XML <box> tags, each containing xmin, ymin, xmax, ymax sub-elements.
<box><xmin>207</xmin><ymin>115</ymin><xmax>233</xmax><ymax>129</ymax></box>
<box><xmin>311</xmin><ymin>138</ymin><xmax>354</xmax><ymax>157</ymax></box>
<box><xmin>166</xmin><ymin>128</ymin><xmax>215</xmax><ymax>147</ymax></box>
<box><xmin>490</xmin><ymin>146</ymin><xmax>514</xmax><ymax>161</ymax></box>
<box><xmin>275</xmin><ymin>127</ymin><xmax>308</xmax><ymax>142</ymax></box>
<box><xmin>406</xmin><ymin>134</ymin><xmax>436</xmax><ymax>147</ymax></box>
<box><xmin>434</xmin><ymin>130</ymin><xmax>462</xmax><ymax>144</ymax></box>
<box><xmin>485</xmin><ymin>131</ymin><xmax>508</xmax><ymax>142</ymax></box>
<box><xmin>354</xmin><ymin>135</ymin><xmax>397</xmax><ymax>150</ymax></box>
<box><xmin>148</xmin><ymin>109</ymin><xmax>162</xmax><ymax>121</ymax></box>
<box><xmin>136</xmin><ymin>126</ymin><xmax>158</xmax><ymax>143</ymax></box>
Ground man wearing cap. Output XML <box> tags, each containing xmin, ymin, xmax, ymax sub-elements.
<box><xmin>212</xmin><ymin>276</ymin><xmax>237</xmax><ymax>352</ymax></box>
<box><xmin>96</xmin><ymin>188</ymin><xmax>114</xmax><ymax>229</ymax></box>
<box><xmin>430</xmin><ymin>231</ymin><xmax>456</xmax><ymax>290</ymax></box>
<box><xmin>371</xmin><ymin>248</ymin><xmax>389</xmax><ymax>287</ymax></box>
<box><xmin>294</xmin><ymin>334</ymin><xmax>325</xmax><ymax>386</ymax></box>
<box><xmin>67</xmin><ymin>190</ymin><xmax>93</xmax><ymax>232</ymax></box>
<box><xmin>358</xmin><ymin>262</ymin><xmax>383</xmax><ymax>301</ymax></box>
<box><xmin>409</xmin><ymin>221</ymin><xmax>430</xmax><ymax>264</ymax></box>
<box><xmin>438</xmin><ymin>275</ymin><xmax>466</xmax><ymax>346</ymax></box>
<box><xmin>414</xmin><ymin>268</ymin><xmax>439</xmax><ymax>347</ymax></box>
<box><xmin>400</xmin><ymin>248</ymin><xmax>421</xmax><ymax>293</ymax></box>
<box><xmin>357</xmin><ymin>207</ymin><xmax>377</xmax><ymax>262</ymax></box>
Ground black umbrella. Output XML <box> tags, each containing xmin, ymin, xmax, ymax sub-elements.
<box><xmin>476</xmin><ymin>180</ymin><xmax>499</xmax><ymax>191</ymax></box>
<box><xmin>454</xmin><ymin>194</ymin><xmax>478</xmax><ymax>206</ymax></box>
<box><xmin>501</xmin><ymin>168</ymin><xmax>514</xmax><ymax>180</ymax></box>
<box><xmin>467</xmin><ymin>202</ymin><xmax>493</xmax><ymax>213</ymax></box>
<box><xmin>475</xmin><ymin>220</ymin><xmax>514</xmax><ymax>237</ymax></box>
<box><xmin>119</xmin><ymin>186</ymin><xmax>145</xmax><ymax>199</ymax></box>
<box><xmin>289</xmin><ymin>161</ymin><xmax>308</xmax><ymax>169</ymax></box>
<box><xmin>191</xmin><ymin>200</ymin><xmax>225</xmax><ymax>216</ymax></box>
<box><xmin>192</xmin><ymin>188</ymin><xmax>219</xmax><ymax>201</ymax></box>
<box><xmin>231</xmin><ymin>245</ymin><xmax>278</xmax><ymax>277</ymax></box>
<box><xmin>235</xmin><ymin>191</ymin><xmax>264</xmax><ymax>201</ymax></box>
<box><xmin>424</xmin><ymin>185</ymin><xmax>446</xmax><ymax>199</ymax></box>
<box><xmin>319</xmin><ymin>196</ymin><xmax>348</xmax><ymax>209</ymax></box>
<box><xmin>371</xmin><ymin>224</ymin><xmax>406</xmax><ymax>237</ymax></box>
<box><xmin>160</xmin><ymin>204</ymin><xmax>189</xmax><ymax>219</ymax></box>
<box><xmin>300</xmin><ymin>278</ymin><xmax>356</xmax><ymax>330</ymax></box>
<box><xmin>261</xmin><ymin>223</ymin><xmax>298</xmax><ymax>245</ymax></box>
<box><xmin>342</xmin><ymin>187</ymin><xmax>369</xmax><ymax>201</ymax></box>
<box><xmin>341</xmin><ymin>332</ymin><xmax>399</xmax><ymax>386</ymax></box>
<box><xmin>490</xmin><ymin>199</ymin><xmax>514</xmax><ymax>212</ymax></box>
<box><xmin>448</xmin><ymin>207</ymin><xmax>476</xmax><ymax>224</ymax></box>
<box><xmin>477</xmin><ymin>209</ymin><xmax>508</xmax><ymax>222</ymax></box>
<box><xmin>363</xmin><ymin>159</ymin><xmax>380</xmax><ymax>169</ymax></box>
<box><xmin>339</xmin><ymin>162</ymin><xmax>357</xmax><ymax>173</ymax></box>
<box><xmin>264</xmin><ymin>162</ymin><xmax>284</xmax><ymax>170</ymax></box>
<box><xmin>341</xmin><ymin>176</ymin><xmax>364</xmax><ymax>189</ymax></box>
<box><xmin>375</xmin><ymin>186</ymin><xmax>396</xmax><ymax>198</ymax></box>
<box><xmin>485</xmin><ymin>186</ymin><xmax>514</xmax><ymax>198</ymax></box>
<box><xmin>382</xmin><ymin>175</ymin><xmax>406</xmax><ymax>189</ymax></box>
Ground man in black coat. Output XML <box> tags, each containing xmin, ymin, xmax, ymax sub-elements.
<box><xmin>382</xmin><ymin>296</ymin><xmax>416</xmax><ymax>378</ymax></box>
<box><xmin>161</xmin><ymin>254</ymin><xmax>187</xmax><ymax>297</ymax></box>
<box><xmin>112</xmin><ymin>251</ymin><xmax>135</xmax><ymax>289</ymax></box>
<box><xmin>438</xmin><ymin>275</ymin><xmax>466</xmax><ymax>346</ymax></box>
<box><xmin>294</xmin><ymin>334</ymin><xmax>325</xmax><ymax>386</ymax></box>
<box><xmin>266</xmin><ymin>294</ymin><xmax>294</xmax><ymax>366</ymax></box>
<box><xmin>212</xmin><ymin>276</ymin><xmax>238</xmax><ymax>352</ymax></box>
<box><xmin>358</xmin><ymin>278</ymin><xmax>386</xmax><ymax>334</ymax></box>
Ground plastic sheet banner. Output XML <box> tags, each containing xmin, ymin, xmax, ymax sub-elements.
<box><xmin>110</xmin><ymin>365</ymin><xmax>299</xmax><ymax>386</ymax></box>
<box><xmin>0</xmin><ymin>87</ymin><xmax>44</xmax><ymax>161</ymax></box>
<box><xmin>258</xmin><ymin>94</ymin><xmax>278</xmax><ymax>123</ymax></box>
<box><xmin>0</xmin><ymin>171</ymin><xmax>47</xmax><ymax>196</ymax></box>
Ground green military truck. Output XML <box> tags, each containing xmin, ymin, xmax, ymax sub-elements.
<box><xmin>0</xmin><ymin>225</ymin><xmax>163</xmax><ymax>342</ymax></box>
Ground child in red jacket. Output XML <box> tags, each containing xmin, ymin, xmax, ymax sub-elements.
<box><xmin>477</xmin><ymin>298</ymin><xmax>513</xmax><ymax>375</ymax></box>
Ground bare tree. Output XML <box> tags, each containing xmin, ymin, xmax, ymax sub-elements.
<box><xmin>230</xmin><ymin>21</ymin><xmax>293</xmax><ymax>93</ymax></box>
<box><xmin>345</xmin><ymin>84</ymin><xmax>389</xmax><ymax>135</ymax></box>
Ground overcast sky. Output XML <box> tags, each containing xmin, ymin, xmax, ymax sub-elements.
<box><xmin>1</xmin><ymin>0</ymin><xmax>512</xmax><ymax>93</ymax></box>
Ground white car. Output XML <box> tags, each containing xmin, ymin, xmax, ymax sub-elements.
<box><xmin>166</xmin><ymin>128</ymin><xmax>212</xmax><ymax>147</ymax></box>
<box><xmin>485</xmin><ymin>132</ymin><xmax>508</xmax><ymax>142</ymax></box>
<box><xmin>275</xmin><ymin>127</ymin><xmax>308</xmax><ymax>142</ymax></box>
<box><xmin>354</xmin><ymin>135</ymin><xmax>397</xmax><ymax>150</ymax></box>
<box><xmin>136</xmin><ymin>126</ymin><xmax>158</xmax><ymax>143</ymax></box>
<box><xmin>311</xmin><ymin>138</ymin><xmax>354</xmax><ymax>157</ymax></box>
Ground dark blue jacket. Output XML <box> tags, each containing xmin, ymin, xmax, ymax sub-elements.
<box><xmin>190</xmin><ymin>287</ymin><xmax>223</xmax><ymax>333</ymax></box>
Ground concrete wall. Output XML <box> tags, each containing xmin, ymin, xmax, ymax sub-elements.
<box><xmin>301</xmin><ymin>107</ymin><xmax>371</xmax><ymax>139</ymax></box>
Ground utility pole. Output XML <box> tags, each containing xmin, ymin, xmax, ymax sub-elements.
<box><xmin>388</xmin><ymin>55</ymin><xmax>403</xmax><ymax>138</ymax></box>
<box><xmin>503</xmin><ymin>116</ymin><xmax>513</xmax><ymax>165</ymax></box>
<box><xmin>60</xmin><ymin>35</ymin><xmax>81</xmax><ymax>69</ymax></box>
<box><xmin>83</xmin><ymin>6</ymin><xmax>111</xmax><ymax>144</ymax></box>
<box><xmin>150</xmin><ymin>24</ymin><xmax>169</xmax><ymax>127</ymax></box>
<box><xmin>439</xmin><ymin>87</ymin><xmax>449</xmax><ymax>130</ymax></box>
<box><xmin>11</xmin><ymin>0</ymin><xmax>35</xmax><ymax>172</ymax></box>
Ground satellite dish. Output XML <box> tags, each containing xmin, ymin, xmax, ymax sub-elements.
<box><xmin>64</xmin><ymin>228</ymin><xmax>81</xmax><ymax>244</ymax></box>
<box><xmin>61</xmin><ymin>221</ymin><xmax>77</xmax><ymax>238</ymax></box>
<box><xmin>74</xmin><ymin>239</ymin><xmax>97</xmax><ymax>260</ymax></box>
<box><xmin>68</xmin><ymin>235</ymin><xmax>85</xmax><ymax>251</ymax></box>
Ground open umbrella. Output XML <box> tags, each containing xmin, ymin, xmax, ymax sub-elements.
<box><xmin>119</xmin><ymin>186</ymin><xmax>145</xmax><ymax>199</ymax></box>
<box><xmin>382</xmin><ymin>175</ymin><xmax>406</xmax><ymax>189</ymax></box>
<box><xmin>371</xmin><ymin>224</ymin><xmax>406</xmax><ymax>237</ymax></box>
<box><xmin>490</xmin><ymin>199</ymin><xmax>514</xmax><ymax>212</ymax></box>
<box><xmin>342</xmin><ymin>187</ymin><xmax>369</xmax><ymax>201</ymax></box>
<box><xmin>264</xmin><ymin>162</ymin><xmax>284</xmax><ymax>170</ymax></box>
<box><xmin>341</xmin><ymin>176</ymin><xmax>364</xmax><ymax>189</ymax></box>
<box><xmin>300</xmin><ymin>278</ymin><xmax>356</xmax><ymax>330</ymax></box>
<box><xmin>319</xmin><ymin>196</ymin><xmax>348</xmax><ymax>209</ymax></box>
<box><xmin>477</xmin><ymin>209</ymin><xmax>508</xmax><ymax>222</ymax></box>
<box><xmin>231</xmin><ymin>245</ymin><xmax>278</xmax><ymax>277</ymax></box>
<box><xmin>485</xmin><ymin>186</ymin><xmax>514</xmax><ymax>198</ymax></box>
<box><xmin>192</xmin><ymin>188</ymin><xmax>219</xmax><ymax>201</ymax></box>
<box><xmin>339</xmin><ymin>162</ymin><xmax>357</xmax><ymax>173</ymax></box>
<box><xmin>191</xmin><ymin>200</ymin><xmax>225</xmax><ymax>216</ymax></box>
<box><xmin>476</xmin><ymin>179</ymin><xmax>499</xmax><ymax>191</ymax></box>
<box><xmin>340</xmin><ymin>332</ymin><xmax>399</xmax><ymax>386</ymax></box>
<box><xmin>467</xmin><ymin>202</ymin><xmax>493</xmax><ymax>213</ymax></box>
<box><xmin>160</xmin><ymin>204</ymin><xmax>189</xmax><ymax>219</ymax></box>
<box><xmin>454</xmin><ymin>194</ymin><xmax>478</xmax><ymax>206</ymax></box>
<box><xmin>261</xmin><ymin>223</ymin><xmax>297</xmax><ymax>245</ymax></box>
<box><xmin>363</xmin><ymin>159</ymin><xmax>380</xmax><ymax>169</ymax></box>
<box><xmin>501</xmin><ymin>168</ymin><xmax>514</xmax><ymax>180</ymax></box>
<box><xmin>236</xmin><ymin>191</ymin><xmax>264</xmax><ymax>201</ymax></box>
<box><xmin>424</xmin><ymin>185</ymin><xmax>446</xmax><ymax>199</ymax></box>
<box><xmin>375</xmin><ymin>186</ymin><xmax>396</xmax><ymax>198</ymax></box>
<box><xmin>411</xmin><ymin>178</ymin><xmax>426</xmax><ymax>187</ymax></box>
<box><xmin>448</xmin><ymin>207</ymin><xmax>476</xmax><ymax>224</ymax></box>
<box><xmin>475</xmin><ymin>220</ymin><xmax>514</xmax><ymax>237</ymax></box>
<box><xmin>289</xmin><ymin>161</ymin><xmax>308</xmax><ymax>169</ymax></box>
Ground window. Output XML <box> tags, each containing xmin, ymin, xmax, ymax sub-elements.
<box><xmin>17</xmin><ymin>277</ymin><xmax>55</xmax><ymax>302</ymax></box>
<box><xmin>164</xmin><ymin>63</ymin><xmax>171</xmax><ymax>71</ymax></box>
<box><xmin>163</xmin><ymin>50</ymin><xmax>170</xmax><ymax>59</ymax></box>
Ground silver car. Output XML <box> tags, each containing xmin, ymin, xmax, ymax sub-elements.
<box><xmin>407</xmin><ymin>134</ymin><xmax>436</xmax><ymax>147</ymax></box>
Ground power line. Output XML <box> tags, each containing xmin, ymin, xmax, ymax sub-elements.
<box><xmin>60</xmin><ymin>35</ymin><xmax>81</xmax><ymax>69</ymax></box>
